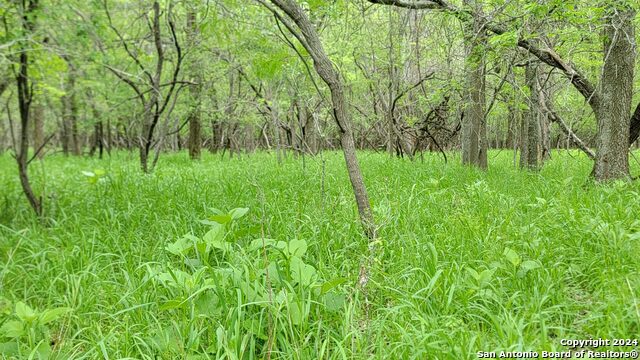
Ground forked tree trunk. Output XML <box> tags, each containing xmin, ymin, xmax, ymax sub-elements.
<box><xmin>592</xmin><ymin>6</ymin><xmax>635</xmax><ymax>181</ymax></box>
<box><xmin>139</xmin><ymin>1</ymin><xmax>164</xmax><ymax>173</ymax></box>
<box><xmin>264</xmin><ymin>0</ymin><xmax>375</xmax><ymax>238</ymax></box>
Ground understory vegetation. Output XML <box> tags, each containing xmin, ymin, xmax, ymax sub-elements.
<box><xmin>1</xmin><ymin>151</ymin><xmax>639</xmax><ymax>359</ymax></box>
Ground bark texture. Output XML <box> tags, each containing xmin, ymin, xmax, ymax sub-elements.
<box><xmin>592</xmin><ymin>6</ymin><xmax>635</xmax><ymax>181</ymax></box>
<box><xmin>461</xmin><ymin>1</ymin><xmax>487</xmax><ymax>169</ymax></box>
<box><xmin>520</xmin><ymin>60</ymin><xmax>541</xmax><ymax>170</ymax></box>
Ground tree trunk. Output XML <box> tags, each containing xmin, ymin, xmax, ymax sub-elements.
<box><xmin>65</xmin><ymin>68</ymin><xmax>81</xmax><ymax>156</ymax></box>
<box><xmin>520</xmin><ymin>59</ymin><xmax>541</xmax><ymax>169</ymax></box>
<box><xmin>60</xmin><ymin>94</ymin><xmax>70</xmax><ymax>156</ymax></box>
<box><xmin>461</xmin><ymin>1</ymin><xmax>487</xmax><ymax>169</ymax></box>
<box><xmin>139</xmin><ymin>1</ymin><xmax>164</xmax><ymax>173</ymax></box>
<box><xmin>187</xmin><ymin>7</ymin><xmax>202</xmax><ymax>160</ymax></box>
<box><xmin>15</xmin><ymin>0</ymin><xmax>42</xmax><ymax>216</ymax></box>
<box><xmin>32</xmin><ymin>99</ymin><xmax>45</xmax><ymax>160</ymax></box>
<box><xmin>592</xmin><ymin>7</ymin><xmax>635</xmax><ymax>181</ymax></box>
<box><xmin>105</xmin><ymin>118</ymin><xmax>111</xmax><ymax>155</ymax></box>
<box><xmin>506</xmin><ymin>103</ymin><xmax>517</xmax><ymax>150</ymax></box>
<box><xmin>540</xmin><ymin>111</ymin><xmax>551</xmax><ymax>161</ymax></box>
<box><xmin>265</xmin><ymin>0</ymin><xmax>375</xmax><ymax>238</ymax></box>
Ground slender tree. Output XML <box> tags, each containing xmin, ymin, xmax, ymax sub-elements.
<box><xmin>103</xmin><ymin>0</ymin><xmax>184</xmax><ymax>172</ymax></box>
<box><xmin>257</xmin><ymin>0</ymin><xmax>376</xmax><ymax>238</ymax></box>
<box><xmin>13</xmin><ymin>0</ymin><xmax>43</xmax><ymax>216</ymax></box>
<box><xmin>187</xmin><ymin>5</ymin><xmax>202</xmax><ymax>160</ymax></box>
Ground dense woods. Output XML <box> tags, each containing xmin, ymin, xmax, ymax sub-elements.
<box><xmin>2</xmin><ymin>1</ymin><xmax>638</xmax><ymax>181</ymax></box>
<box><xmin>1</xmin><ymin>0</ymin><xmax>639</xmax><ymax>358</ymax></box>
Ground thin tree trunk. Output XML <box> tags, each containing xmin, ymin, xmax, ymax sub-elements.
<box><xmin>15</xmin><ymin>0</ymin><xmax>42</xmax><ymax>216</ymax></box>
<box><xmin>106</xmin><ymin>117</ymin><xmax>112</xmax><ymax>155</ymax></box>
<box><xmin>60</xmin><ymin>94</ymin><xmax>70</xmax><ymax>156</ymax></box>
<box><xmin>187</xmin><ymin>7</ymin><xmax>202</xmax><ymax>160</ymax></box>
<box><xmin>32</xmin><ymin>99</ymin><xmax>45</xmax><ymax>159</ymax></box>
<box><xmin>65</xmin><ymin>67</ymin><xmax>81</xmax><ymax>156</ymax></box>
<box><xmin>520</xmin><ymin>59</ymin><xmax>541</xmax><ymax>170</ymax></box>
<box><xmin>263</xmin><ymin>0</ymin><xmax>375</xmax><ymax>238</ymax></box>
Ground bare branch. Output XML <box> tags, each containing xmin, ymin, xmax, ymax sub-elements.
<box><xmin>366</xmin><ymin>0</ymin><xmax>449</xmax><ymax>10</ymax></box>
<box><xmin>104</xmin><ymin>65</ymin><xmax>146</xmax><ymax>105</ymax></box>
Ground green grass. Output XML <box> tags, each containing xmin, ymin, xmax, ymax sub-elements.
<box><xmin>1</xmin><ymin>150</ymin><xmax>639</xmax><ymax>359</ymax></box>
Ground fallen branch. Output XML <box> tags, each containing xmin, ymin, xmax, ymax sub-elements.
<box><xmin>541</xmin><ymin>100</ymin><xmax>595</xmax><ymax>160</ymax></box>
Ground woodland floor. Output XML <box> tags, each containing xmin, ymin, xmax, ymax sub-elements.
<box><xmin>0</xmin><ymin>150</ymin><xmax>639</xmax><ymax>359</ymax></box>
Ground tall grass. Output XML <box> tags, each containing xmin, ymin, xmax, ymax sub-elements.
<box><xmin>0</xmin><ymin>150</ymin><xmax>638</xmax><ymax>359</ymax></box>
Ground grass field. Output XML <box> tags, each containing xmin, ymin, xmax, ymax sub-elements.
<box><xmin>1</xmin><ymin>150</ymin><xmax>639</xmax><ymax>359</ymax></box>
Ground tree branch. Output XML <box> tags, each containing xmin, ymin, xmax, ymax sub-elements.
<box><xmin>366</xmin><ymin>0</ymin><xmax>449</xmax><ymax>10</ymax></box>
<box><xmin>542</xmin><ymin>98</ymin><xmax>595</xmax><ymax>160</ymax></box>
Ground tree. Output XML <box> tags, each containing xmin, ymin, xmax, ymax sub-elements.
<box><xmin>592</xmin><ymin>4</ymin><xmax>635</xmax><ymax>180</ymax></box>
<box><xmin>460</xmin><ymin>0</ymin><xmax>487</xmax><ymax>169</ymax></box>
<box><xmin>186</xmin><ymin>5</ymin><xmax>202</xmax><ymax>161</ymax></box>
<box><xmin>12</xmin><ymin>0</ymin><xmax>43</xmax><ymax>216</ymax></box>
<box><xmin>367</xmin><ymin>0</ymin><xmax>639</xmax><ymax>180</ymax></box>
<box><xmin>103</xmin><ymin>0</ymin><xmax>184</xmax><ymax>173</ymax></box>
<box><xmin>257</xmin><ymin>0</ymin><xmax>376</xmax><ymax>238</ymax></box>
<box><xmin>519</xmin><ymin>58</ymin><xmax>542</xmax><ymax>170</ymax></box>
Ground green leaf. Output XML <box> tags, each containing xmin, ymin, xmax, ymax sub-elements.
<box><xmin>518</xmin><ymin>260</ymin><xmax>542</xmax><ymax>277</ymax></box>
<box><xmin>0</xmin><ymin>320</ymin><xmax>24</xmax><ymax>338</ymax></box>
<box><xmin>242</xmin><ymin>319</ymin><xmax>267</xmax><ymax>340</ymax></box>
<box><xmin>31</xmin><ymin>340</ymin><xmax>51</xmax><ymax>359</ymax></box>
<box><xmin>478</xmin><ymin>268</ymin><xmax>496</xmax><ymax>288</ymax></box>
<box><xmin>323</xmin><ymin>292</ymin><xmax>345</xmax><ymax>312</ymax></box>
<box><xmin>465</xmin><ymin>267</ymin><xmax>479</xmax><ymax>281</ymax></box>
<box><xmin>0</xmin><ymin>297</ymin><xmax>12</xmax><ymax>316</ymax></box>
<box><xmin>203</xmin><ymin>224</ymin><xmax>226</xmax><ymax>249</ymax></box>
<box><xmin>321</xmin><ymin>278</ymin><xmax>347</xmax><ymax>295</ymax></box>
<box><xmin>39</xmin><ymin>307</ymin><xmax>71</xmax><ymax>325</ymax></box>
<box><xmin>194</xmin><ymin>291</ymin><xmax>220</xmax><ymax>316</ymax></box>
<box><xmin>290</xmin><ymin>256</ymin><xmax>317</xmax><ymax>286</ymax></box>
<box><xmin>166</xmin><ymin>235</ymin><xmax>196</xmax><ymax>256</ymax></box>
<box><xmin>488</xmin><ymin>30</ymin><xmax>518</xmax><ymax>48</ymax></box>
<box><xmin>209</xmin><ymin>214</ymin><xmax>232</xmax><ymax>225</ymax></box>
<box><xmin>0</xmin><ymin>341</ymin><xmax>19</xmax><ymax>355</ymax></box>
<box><xmin>249</xmin><ymin>238</ymin><xmax>277</xmax><ymax>251</ymax></box>
<box><xmin>15</xmin><ymin>302</ymin><xmax>37</xmax><ymax>322</ymax></box>
<box><xmin>198</xmin><ymin>219</ymin><xmax>220</xmax><ymax>226</ymax></box>
<box><xmin>287</xmin><ymin>239</ymin><xmax>308</xmax><ymax>257</ymax></box>
<box><xmin>229</xmin><ymin>207</ymin><xmax>249</xmax><ymax>220</ymax></box>
<box><xmin>503</xmin><ymin>247</ymin><xmax>521</xmax><ymax>267</ymax></box>
<box><xmin>287</xmin><ymin>295</ymin><xmax>306</xmax><ymax>325</ymax></box>
<box><xmin>159</xmin><ymin>299</ymin><xmax>186</xmax><ymax>311</ymax></box>
<box><xmin>266</xmin><ymin>262</ymin><xmax>282</xmax><ymax>285</ymax></box>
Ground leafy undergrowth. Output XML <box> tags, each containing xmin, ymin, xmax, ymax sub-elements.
<box><xmin>0</xmin><ymin>150</ymin><xmax>639</xmax><ymax>359</ymax></box>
